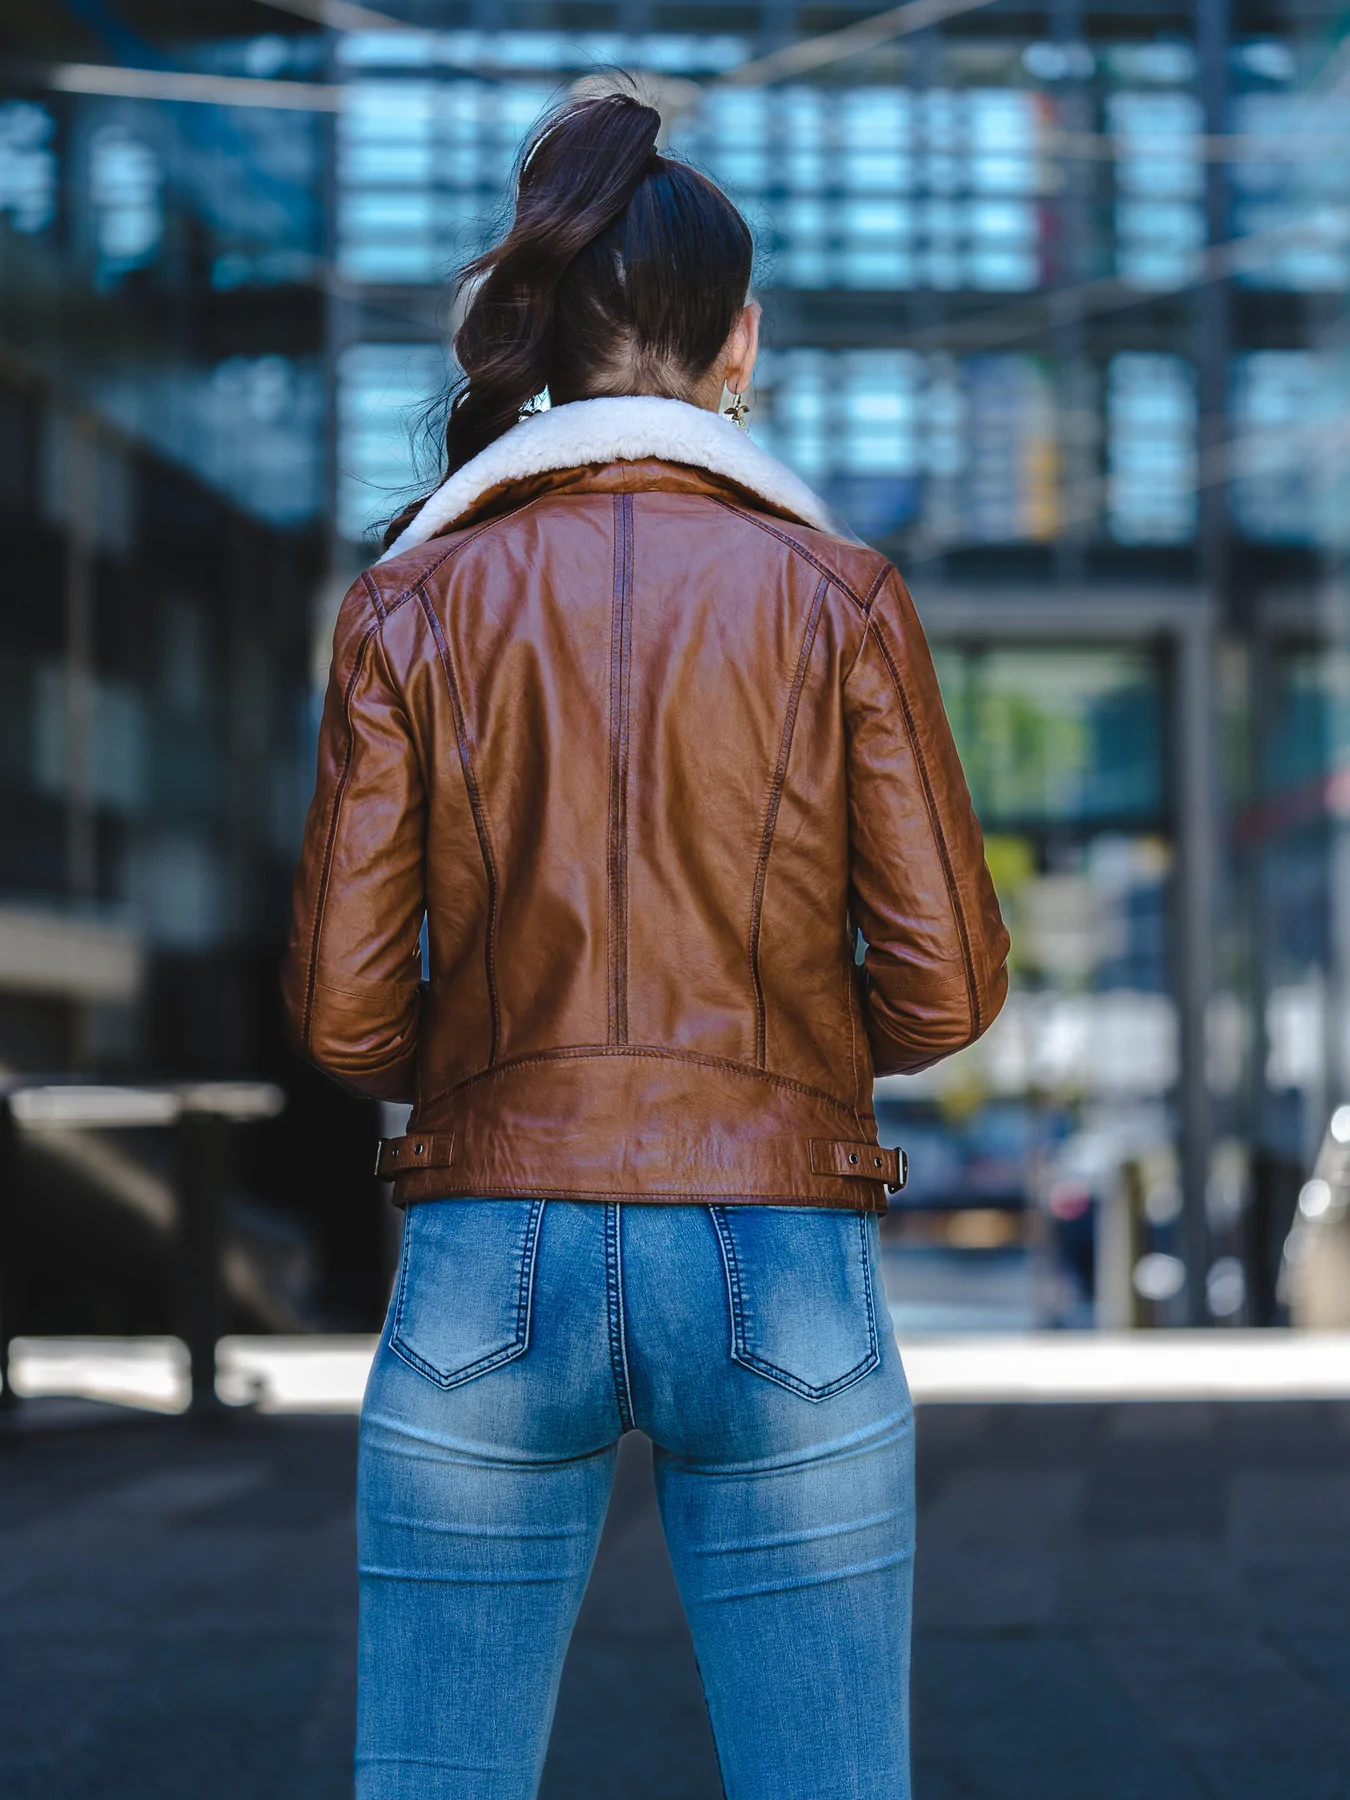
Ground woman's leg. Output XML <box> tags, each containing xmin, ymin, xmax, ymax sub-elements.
<box><xmin>625</xmin><ymin>1204</ymin><xmax>916</xmax><ymax>1800</ymax></box>
<box><xmin>355</xmin><ymin>1199</ymin><xmax>622</xmax><ymax>1800</ymax></box>
<box><xmin>656</xmin><ymin>1347</ymin><xmax>914</xmax><ymax>1800</ymax></box>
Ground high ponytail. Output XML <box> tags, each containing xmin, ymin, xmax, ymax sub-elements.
<box><xmin>382</xmin><ymin>87</ymin><xmax>753</xmax><ymax>550</ymax></box>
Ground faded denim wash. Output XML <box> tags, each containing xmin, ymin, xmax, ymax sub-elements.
<box><xmin>356</xmin><ymin>1198</ymin><xmax>915</xmax><ymax>1800</ymax></box>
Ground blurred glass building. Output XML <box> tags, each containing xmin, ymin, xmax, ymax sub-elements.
<box><xmin>2</xmin><ymin>0</ymin><xmax>1348</xmax><ymax>1331</ymax></box>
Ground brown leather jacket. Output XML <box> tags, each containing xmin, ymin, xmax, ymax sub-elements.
<box><xmin>283</xmin><ymin>398</ymin><xmax>1009</xmax><ymax>1211</ymax></box>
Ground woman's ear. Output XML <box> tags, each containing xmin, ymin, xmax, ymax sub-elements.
<box><xmin>722</xmin><ymin>302</ymin><xmax>761</xmax><ymax>396</ymax></box>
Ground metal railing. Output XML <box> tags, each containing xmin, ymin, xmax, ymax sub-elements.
<box><xmin>0</xmin><ymin>1080</ymin><xmax>284</xmax><ymax>1416</ymax></box>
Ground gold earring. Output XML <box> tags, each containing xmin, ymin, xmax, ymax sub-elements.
<box><xmin>723</xmin><ymin>390</ymin><xmax>749</xmax><ymax>432</ymax></box>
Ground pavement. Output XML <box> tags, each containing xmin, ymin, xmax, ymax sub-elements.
<box><xmin>3</xmin><ymin>1393</ymin><xmax>1350</xmax><ymax>1799</ymax></box>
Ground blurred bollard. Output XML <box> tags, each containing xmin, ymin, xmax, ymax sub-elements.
<box><xmin>1097</xmin><ymin>1148</ymin><xmax>1186</xmax><ymax>1328</ymax></box>
<box><xmin>178</xmin><ymin>1107</ymin><xmax>230</xmax><ymax>1415</ymax></box>
<box><xmin>0</xmin><ymin>1092</ymin><xmax>19</xmax><ymax>1410</ymax></box>
<box><xmin>1096</xmin><ymin>1159</ymin><xmax>1145</xmax><ymax>1329</ymax></box>
<box><xmin>1281</xmin><ymin>1105</ymin><xmax>1350</xmax><ymax>1327</ymax></box>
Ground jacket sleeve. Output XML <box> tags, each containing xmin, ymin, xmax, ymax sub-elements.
<box><xmin>281</xmin><ymin>580</ymin><xmax>426</xmax><ymax>1101</ymax></box>
<box><xmin>844</xmin><ymin>568</ymin><xmax>1010</xmax><ymax>1077</ymax></box>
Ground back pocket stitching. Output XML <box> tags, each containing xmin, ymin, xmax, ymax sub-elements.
<box><xmin>390</xmin><ymin>1199</ymin><xmax>545</xmax><ymax>1390</ymax></box>
<box><xmin>710</xmin><ymin>1208</ymin><xmax>881</xmax><ymax>1402</ymax></box>
<box><xmin>708</xmin><ymin>1205</ymin><xmax>746</xmax><ymax>1361</ymax></box>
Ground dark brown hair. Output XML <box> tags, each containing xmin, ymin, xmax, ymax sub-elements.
<box><xmin>383</xmin><ymin>88</ymin><xmax>754</xmax><ymax>548</ymax></box>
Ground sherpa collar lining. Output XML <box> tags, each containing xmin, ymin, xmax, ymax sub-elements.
<box><xmin>378</xmin><ymin>394</ymin><xmax>849</xmax><ymax>561</ymax></box>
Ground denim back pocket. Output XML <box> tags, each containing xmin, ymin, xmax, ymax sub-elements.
<box><xmin>709</xmin><ymin>1206</ymin><xmax>881</xmax><ymax>1401</ymax></box>
<box><xmin>390</xmin><ymin>1198</ymin><xmax>545</xmax><ymax>1388</ymax></box>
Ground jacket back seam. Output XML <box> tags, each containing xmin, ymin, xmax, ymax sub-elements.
<box><xmin>749</xmin><ymin>574</ymin><xmax>830</xmax><ymax>1067</ymax></box>
<box><xmin>367</xmin><ymin>507</ymin><xmax>546</xmax><ymax>612</ymax></box>
<box><xmin>859</xmin><ymin>563</ymin><xmax>890</xmax><ymax>613</ymax></box>
<box><xmin>368</xmin><ymin>587</ymin><xmax>439</xmax><ymax>819</ymax></box>
<box><xmin>607</xmin><ymin>493</ymin><xmax>634</xmax><ymax>1046</ymax></box>
<box><xmin>417</xmin><ymin>1042</ymin><xmax>859</xmax><ymax>1116</ymax></box>
<box><xmin>301</xmin><ymin>621</ymin><xmax>379</xmax><ymax>1050</ymax></box>
<box><xmin>416</xmin><ymin>587</ymin><xmax>502</xmax><ymax>1065</ymax></box>
<box><xmin>869</xmin><ymin>617</ymin><xmax>981</xmax><ymax>1039</ymax></box>
<box><xmin>842</xmin><ymin>565</ymin><xmax>891</xmax><ymax>683</ymax></box>
<box><xmin>359</xmin><ymin>568</ymin><xmax>384</xmax><ymax>620</ymax></box>
<box><xmin>707</xmin><ymin>497</ymin><xmax>881</xmax><ymax>611</ymax></box>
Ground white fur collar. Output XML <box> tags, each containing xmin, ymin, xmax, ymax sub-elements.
<box><xmin>378</xmin><ymin>395</ymin><xmax>852</xmax><ymax>561</ymax></box>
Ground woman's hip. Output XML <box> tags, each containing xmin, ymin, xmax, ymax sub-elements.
<box><xmin>359</xmin><ymin>1197</ymin><xmax>910</xmax><ymax>1467</ymax></box>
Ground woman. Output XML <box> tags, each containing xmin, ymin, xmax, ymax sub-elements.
<box><xmin>285</xmin><ymin>90</ymin><xmax>1008</xmax><ymax>1800</ymax></box>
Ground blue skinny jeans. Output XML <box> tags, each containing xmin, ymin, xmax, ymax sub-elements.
<box><xmin>356</xmin><ymin>1199</ymin><xmax>915</xmax><ymax>1800</ymax></box>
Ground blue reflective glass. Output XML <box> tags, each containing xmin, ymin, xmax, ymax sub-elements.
<box><xmin>1230</xmin><ymin>351</ymin><xmax>1350</xmax><ymax>546</ymax></box>
<box><xmin>89</xmin><ymin>126</ymin><xmax>163</xmax><ymax>272</ymax></box>
<box><xmin>337</xmin><ymin>342</ymin><xmax>446</xmax><ymax>542</ymax></box>
<box><xmin>1106</xmin><ymin>354</ymin><xmax>1198</xmax><ymax>544</ymax></box>
<box><xmin>0</xmin><ymin>101</ymin><xmax>57</xmax><ymax>235</ymax></box>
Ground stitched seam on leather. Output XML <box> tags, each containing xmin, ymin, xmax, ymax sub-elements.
<box><xmin>860</xmin><ymin>562</ymin><xmax>890</xmax><ymax>614</ymax></box>
<box><xmin>423</xmin><ymin>1043</ymin><xmax>858</xmax><ymax>1114</ymax></box>
<box><xmin>870</xmin><ymin>617</ymin><xmax>981</xmax><ymax>1039</ymax></box>
<box><xmin>375</xmin><ymin>588</ymin><xmax>439</xmax><ymax>805</ymax></box>
<box><xmin>401</xmin><ymin>1184</ymin><xmax>887</xmax><ymax>1211</ymax></box>
<box><xmin>417</xmin><ymin>588</ymin><xmax>502</xmax><ymax>1065</ymax></box>
<box><xmin>619</xmin><ymin>498</ymin><xmax>634</xmax><ymax>1042</ymax></box>
<box><xmin>371</xmin><ymin>509</ymin><xmax>545</xmax><ymax>612</ymax></box>
<box><xmin>360</xmin><ymin>569</ymin><xmax>385</xmax><ymax>620</ymax></box>
<box><xmin>842</xmin><ymin>566</ymin><xmax>891</xmax><ymax>683</ymax></box>
<box><xmin>749</xmin><ymin>574</ymin><xmax>829</xmax><ymax>1067</ymax></box>
<box><xmin>607</xmin><ymin>494</ymin><xmax>634</xmax><ymax>1046</ymax></box>
<box><xmin>606</xmin><ymin>504</ymin><xmax>618</xmax><ymax>1043</ymax></box>
<box><xmin>301</xmin><ymin>620</ymin><xmax>379</xmax><ymax>1051</ymax></box>
<box><xmin>311</xmin><ymin>974</ymin><xmax>419</xmax><ymax>1000</ymax></box>
<box><xmin>707</xmin><ymin>497</ymin><xmax>881</xmax><ymax>611</ymax></box>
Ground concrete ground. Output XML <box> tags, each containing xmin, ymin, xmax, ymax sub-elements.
<box><xmin>2</xmin><ymin>1396</ymin><xmax>1349</xmax><ymax>1800</ymax></box>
